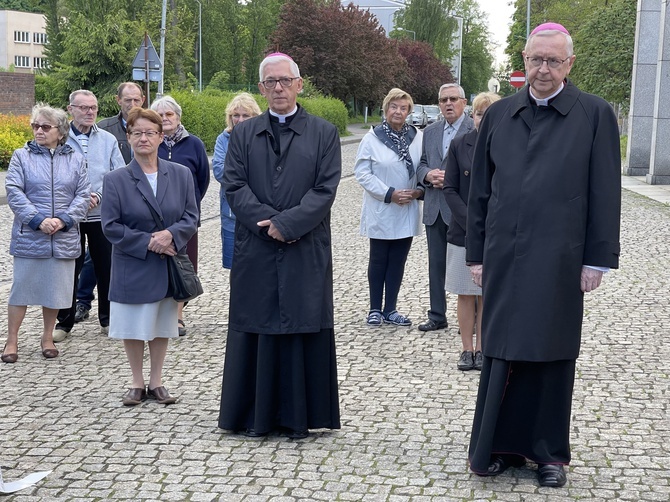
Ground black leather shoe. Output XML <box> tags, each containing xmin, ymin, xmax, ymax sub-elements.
<box><xmin>147</xmin><ymin>386</ymin><xmax>177</xmax><ymax>404</ymax></box>
<box><xmin>418</xmin><ymin>319</ymin><xmax>448</xmax><ymax>331</ymax></box>
<box><xmin>537</xmin><ymin>464</ymin><xmax>567</xmax><ymax>487</ymax></box>
<box><xmin>484</xmin><ymin>454</ymin><xmax>526</xmax><ymax>476</ymax></box>
<box><xmin>122</xmin><ymin>387</ymin><xmax>147</xmax><ymax>406</ymax></box>
<box><xmin>473</xmin><ymin>351</ymin><xmax>483</xmax><ymax>370</ymax></box>
<box><xmin>240</xmin><ymin>429</ymin><xmax>268</xmax><ymax>438</ymax></box>
<box><xmin>284</xmin><ymin>429</ymin><xmax>309</xmax><ymax>439</ymax></box>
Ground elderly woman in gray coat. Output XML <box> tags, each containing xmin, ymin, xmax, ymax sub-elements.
<box><xmin>2</xmin><ymin>103</ymin><xmax>90</xmax><ymax>363</ymax></box>
<box><xmin>101</xmin><ymin>107</ymin><xmax>198</xmax><ymax>406</ymax></box>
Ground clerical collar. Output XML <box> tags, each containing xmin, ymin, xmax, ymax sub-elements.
<box><xmin>529</xmin><ymin>82</ymin><xmax>564</xmax><ymax>106</ymax></box>
<box><xmin>269</xmin><ymin>106</ymin><xmax>298</xmax><ymax>123</ymax></box>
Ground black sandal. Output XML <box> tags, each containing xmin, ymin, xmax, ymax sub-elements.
<box><xmin>177</xmin><ymin>319</ymin><xmax>186</xmax><ymax>337</ymax></box>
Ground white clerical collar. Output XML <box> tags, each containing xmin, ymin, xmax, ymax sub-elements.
<box><xmin>530</xmin><ymin>82</ymin><xmax>564</xmax><ymax>106</ymax></box>
<box><xmin>269</xmin><ymin>106</ymin><xmax>298</xmax><ymax>123</ymax></box>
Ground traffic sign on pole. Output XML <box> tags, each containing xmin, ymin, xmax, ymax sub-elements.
<box><xmin>510</xmin><ymin>71</ymin><xmax>526</xmax><ymax>89</ymax></box>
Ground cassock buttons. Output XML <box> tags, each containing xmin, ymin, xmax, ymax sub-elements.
<box><xmin>276</xmin><ymin>165</ymin><xmax>282</xmax><ymax>172</ymax></box>
<box><xmin>464</xmin><ymin>170</ymin><xmax>470</xmax><ymax>176</ymax></box>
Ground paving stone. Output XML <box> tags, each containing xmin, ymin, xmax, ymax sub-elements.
<box><xmin>0</xmin><ymin>141</ymin><xmax>668</xmax><ymax>500</ymax></box>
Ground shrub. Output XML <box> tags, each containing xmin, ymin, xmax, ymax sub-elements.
<box><xmin>158</xmin><ymin>91</ymin><xmax>347</xmax><ymax>151</ymax></box>
<box><xmin>0</xmin><ymin>114</ymin><xmax>32</xmax><ymax>170</ymax></box>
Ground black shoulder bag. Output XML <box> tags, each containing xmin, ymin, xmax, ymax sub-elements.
<box><xmin>131</xmin><ymin>169</ymin><xmax>203</xmax><ymax>302</ymax></box>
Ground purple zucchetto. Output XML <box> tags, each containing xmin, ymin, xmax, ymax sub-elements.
<box><xmin>265</xmin><ymin>52</ymin><xmax>294</xmax><ymax>61</ymax></box>
<box><xmin>530</xmin><ymin>22</ymin><xmax>570</xmax><ymax>36</ymax></box>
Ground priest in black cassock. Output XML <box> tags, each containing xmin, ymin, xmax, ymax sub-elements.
<box><xmin>465</xmin><ymin>23</ymin><xmax>621</xmax><ymax>487</ymax></box>
<box><xmin>218</xmin><ymin>52</ymin><xmax>341</xmax><ymax>439</ymax></box>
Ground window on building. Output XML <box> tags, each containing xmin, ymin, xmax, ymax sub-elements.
<box><xmin>14</xmin><ymin>31</ymin><xmax>30</xmax><ymax>43</ymax></box>
<box><xmin>33</xmin><ymin>57</ymin><xmax>47</xmax><ymax>69</ymax></box>
<box><xmin>33</xmin><ymin>32</ymin><xmax>48</xmax><ymax>45</ymax></box>
<box><xmin>15</xmin><ymin>56</ymin><xmax>31</xmax><ymax>68</ymax></box>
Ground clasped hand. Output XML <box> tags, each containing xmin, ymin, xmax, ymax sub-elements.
<box><xmin>257</xmin><ymin>219</ymin><xmax>297</xmax><ymax>244</ymax></box>
<box><xmin>39</xmin><ymin>217</ymin><xmax>64</xmax><ymax>235</ymax></box>
<box><xmin>148</xmin><ymin>229</ymin><xmax>176</xmax><ymax>256</ymax></box>
<box><xmin>425</xmin><ymin>169</ymin><xmax>444</xmax><ymax>188</ymax></box>
<box><xmin>391</xmin><ymin>189</ymin><xmax>421</xmax><ymax>205</ymax></box>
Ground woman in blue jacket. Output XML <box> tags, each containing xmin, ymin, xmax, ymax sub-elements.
<box><xmin>212</xmin><ymin>93</ymin><xmax>261</xmax><ymax>269</ymax></box>
<box><xmin>3</xmin><ymin>104</ymin><xmax>90</xmax><ymax>363</ymax></box>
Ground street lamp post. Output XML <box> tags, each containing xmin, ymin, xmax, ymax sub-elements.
<box><xmin>194</xmin><ymin>0</ymin><xmax>202</xmax><ymax>92</ymax></box>
<box><xmin>449</xmin><ymin>13</ymin><xmax>463</xmax><ymax>86</ymax></box>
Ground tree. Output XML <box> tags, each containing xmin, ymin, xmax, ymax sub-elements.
<box><xmin>393</xmin><ymin>0</ymin><xmax>459</xmax><ymax>62</ymax></box>
<box><xmin>394</xmin><ymin>39</ymin><xmax>453</xmax><ymax>104</ymax></box>
<box><xmin>570</xmin><ymin>0</ymin><xmax>635</xmax><ymax>108</ymax></box>
<box><xmin>457</xmin><ymin>0</ymin><xmax>494</xmax><ymax>98</ymax></box>
<box><xmin>270</xmin><ymin>0</ymin><xmax>406</xmax><ymax>110</ymax></box>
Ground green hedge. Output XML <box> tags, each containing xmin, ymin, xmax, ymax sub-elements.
<box><xmin>167</xmin><ymin>90</ymin><xmax>347</xmax><ymax>151</ymax></box>
<box><xmin>0</xmin><ymin>114</ymin><xmax>32</xmax><ymax>170</ymax></box>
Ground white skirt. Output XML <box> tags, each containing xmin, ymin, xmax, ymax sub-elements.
<box><xmin>108</xmin><ymin>298</ymin><xmax>179</xmax><ymax>341</ymax></box>
<box><xmin>445</xmin><ymin>243</ymin><xmax>482</xmax><ymax>296</ymax></box>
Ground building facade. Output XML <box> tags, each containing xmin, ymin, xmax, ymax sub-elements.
<box><xmin>0</xmin><ymin>10</ymin><xmax>48</xmax><ymax>73</ymax></box>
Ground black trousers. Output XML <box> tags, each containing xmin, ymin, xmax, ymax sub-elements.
<box><xmin>57</xmin><ymin>221</ymin><xmax>112</xmax><ymax>330</ymax></box>
<box><xmin>368</xmin><ymin>237</ymin><xmax>413</xmax><ymax>314</ymax></box>
<box><xmin>425</xmin><ymin>217</ymin><xmax>448</xmax><ymax>322</ymax></box>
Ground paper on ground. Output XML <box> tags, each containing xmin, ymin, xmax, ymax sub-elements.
<box><xmin>0</xmin><ymin>467</ymin><xmax>51</xmax><ymax>493</ymax></box>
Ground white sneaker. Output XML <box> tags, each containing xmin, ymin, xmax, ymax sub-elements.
<box><xmin>52</xmin><ymin>328</ymin><xmax>70</xmax><ymax>342</ymax></box>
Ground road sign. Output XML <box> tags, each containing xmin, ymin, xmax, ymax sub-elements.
<box><xmin>132</xmin><ymin>33</ymin><xmax>162</xmax><ymax>83</ymax></box>
<box><xmin>487</xmin><ymin>77</ymin><xmax>500</xmax><ymax>93</ymax></box>
<box><xmin>510</xmin><ymin>71</ymin><xmax>526</xmax><ymax>88</ymax></box>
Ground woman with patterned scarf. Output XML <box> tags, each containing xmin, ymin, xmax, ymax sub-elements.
<box><xmin>354</xmin><ymin>88</ymin><xmax>424</xmax><ymax>327</ymax></box>
<box><xmin>151</xmin><ymin>96</ymin><xmax>210</xmax><ymax>336</ymax></box>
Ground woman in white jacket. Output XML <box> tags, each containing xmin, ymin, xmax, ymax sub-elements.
<box><xmin>354</xmin><ymin>88</ymin><xmax>424</xmax><ymax>327</ymax></box>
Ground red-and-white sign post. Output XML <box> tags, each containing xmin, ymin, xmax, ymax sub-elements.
<box><xmin>510</xmin><ymin>71</ymin><xmax>526</xmax><ymax>90</ymax></box>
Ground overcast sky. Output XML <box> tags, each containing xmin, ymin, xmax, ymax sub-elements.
<box><xmin>476</xmin><ymin>0</ymin><xmax>516</xmax><ymax>66</ymax></box>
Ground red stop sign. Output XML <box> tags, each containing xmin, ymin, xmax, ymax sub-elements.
<box><xmin>510</xmin><ymin>71</ymin><xmax>526</xmax><ymax>88</ymax></box>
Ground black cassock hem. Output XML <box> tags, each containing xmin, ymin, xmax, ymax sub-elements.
<box><xmin>218</xmin><ymin>328</ymin><xmax>341</xmax><ymax>433</ymax></box>
<box><xmin>468</xmin><ymin>356</ymin><xmax>576</xmax><ymax>473</ymax></box>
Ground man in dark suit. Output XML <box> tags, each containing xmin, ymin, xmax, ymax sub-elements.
<box><xmin>416</xmin><ymin>84</ymin><xmax>474</xmax><ymax>331</ymax></box>
<box><xmin>466</xmin><ymin>23</ymin><xmax>621</xmax><ymax>487</ymax></box>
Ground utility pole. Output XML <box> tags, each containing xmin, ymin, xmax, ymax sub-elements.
<box><xmin>158</xmin><ymin>0</ymin><xmax>167</xmax><ymax>98</ymax></box>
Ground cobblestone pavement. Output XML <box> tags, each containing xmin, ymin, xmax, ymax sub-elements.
<box><xmin>0</xmin><ymin>139</ymin><xmax>669</xmax><ymax>501</ymax></box>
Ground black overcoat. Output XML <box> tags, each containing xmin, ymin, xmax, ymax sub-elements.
<box><xmin>443</xmin><ymin>128</ymin><xmax>477</xmax><ymax>247</ymax></box>
<box><xmin>466</xmin><ymin>81</ymin><xmax>621</xmax><ymax>362</ymax></box>
<box><xmin>223</xmin><ymin>107</ymin><xmax>341</xmax><ymax>334</ymax></box>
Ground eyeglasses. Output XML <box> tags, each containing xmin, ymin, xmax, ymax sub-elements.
<box><xmin>157</xmin><ymin>110</ymin><xmax>177</xmax><ymax>118</ymax></box>
<box><xmin>260</xmin><ymin>77</ymin><xmax>300</xmax><ymax>90</ymax></box>
<box><xmin>439</xmin><ymin>96</ymin><xmax>463</xmax><ymax>104</ymax></box>
<box><xmin>525</xmin><ymin>56</ymin><xmax>570</xmax><ymax>69</ymax></box>
<box><xmin>69</xmin><ymin>104</ymin><xmax>98</xmax><ymax>112</ymax></box>
<box><xmin>128</xmin><ymin>130</ymin><xmax>161</xmax><ymax>138</ymax></box>
<box><xmin>31</xmin><ymin>123</ymin><xmax>55</xmax><ymax>132</ymax></box>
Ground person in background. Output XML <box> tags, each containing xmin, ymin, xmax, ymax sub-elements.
<box><xmin>218</xmin><ymin>52</ymin><xmax>341</xmax><ymax>439</ymax></box>
<box><xmin>416</xmin><ymin>84</ymin><xmax>475</xmax><ymax>333</ymax></box>
<box><xmin>212</xmin><ymin>92</ymin><xmax>262</xmax><ymax>269</ymax></box>
<box><xmin>443</xmin><ymin>91</ymin><xmax>501</xmax><ymax>371</ymax></box>
<box><xmin>3</xmin><ymin>104</ymin><xmax>90</xmax><ymax>363</ymax></box>
<box><xmin>466</xmin><ymin>23</ymin><xmax>621</xmax><ymax>487</ymax></box>
<box><xmin>101</xmin><ymin>107</ymin><xmax>198</xmax><ymax>406</ymax></box>
<box><xmin>75</xmin><ymin>82</ymin><xmax>146</xmax><ymax>324</ymax></box>
<box><xmin>354</xmin><ymin>87</ymin><xmax>424</xmax><ymax>327</ymax></box>
<box><xmin>151</xmin><ymin>96</ymin><xmax>210</xmax><ymax>337</ymax></box>
<box><xmin>53</xmin><ymin>89</ymin><xmax>125</xmax><ymax>342</ymax></box>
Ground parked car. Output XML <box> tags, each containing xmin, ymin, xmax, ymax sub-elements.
<box><xmin>406</xmin><ymin>104</ymin><xmax>427</xmax><ymax>128</ymax></box>
<box><xmin>424</xmin><ymin>105</ymin><xmax>441</xmax><ymax>125</ymax></box>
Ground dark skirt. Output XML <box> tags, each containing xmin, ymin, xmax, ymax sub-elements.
<box><xmin>468</xmin><ymin>356</ymin><xmax>576</xmax><ymax>474</ymax></box>
<box><xmin>218</xmin><ymin>328</ymin><xmax>341</xmax><ymax>433</ymax></box>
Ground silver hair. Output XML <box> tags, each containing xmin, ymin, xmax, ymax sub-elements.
<box><xmin>150</xmin><ymin>95</ymin><xmax>182</xmax><ymax>118</ymax></box>
<box><xmin>259</xmin><ymin>54</ymin><xmax>301</xmax><ymax>81</ymax></box>
<box><xmin>68</xmin><ymin>89</ymin><xmax>97</xmax><ymax>104</ymax></box>
<box><xmin>438</xmin><ymin>83</ymin><xmax>465</xmax><ymax>99</ymax></box>
<box><xmin>30</xmin><ymin>103</ymin><xmax>70</xmax><ymax>145</ymax></box>
<box><xmin>524</xmin><ymin>29</ymin><xmax>574</xmax><ymax>57</ymax></box>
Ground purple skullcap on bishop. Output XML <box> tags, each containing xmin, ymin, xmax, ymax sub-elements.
<box><xmin>265</xmin><ymin>52</ymin><xmax>294</xmax><ymax>61</ymax></box>
<box><xmin>530</xmin><ymin>22</ymin><xmax>570</xmax><ymax>36</ymax></box>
